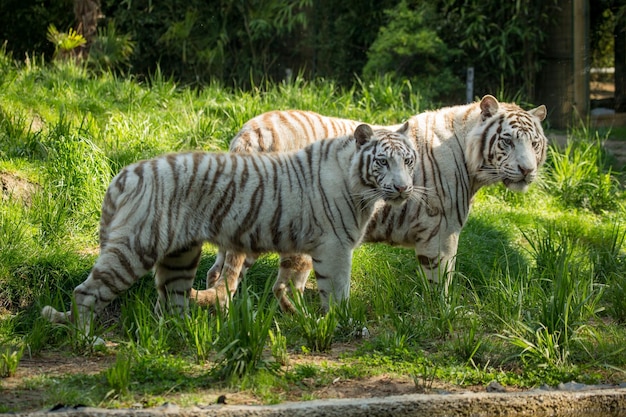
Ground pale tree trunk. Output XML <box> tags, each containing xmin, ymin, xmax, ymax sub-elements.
<box><xmin>614</xmin><ymin>7</ymin><xmax>626</xmax><ymax>112</ymax></box>
<box><xmin>73</xmin><ymin>0</ymin><xmax>103</xmax><ymax>60</ymax></box>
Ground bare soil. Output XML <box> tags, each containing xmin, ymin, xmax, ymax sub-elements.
<box><xmin>0</xmin><ymin>344</ymin><xmax>500</xmax><ymax>413</ymax></box>
<box><xmin>1</xmin><ymin>171</ymin><xmax>39</xmax><ymax>206</ymax></box>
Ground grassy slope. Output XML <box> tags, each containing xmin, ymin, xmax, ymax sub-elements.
<box><xmin>1</xmin><ymin>57</ymin><xmax>626</xmax><ymax>410</ymax></box>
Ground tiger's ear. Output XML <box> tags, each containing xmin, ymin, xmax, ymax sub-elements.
<box><xmin>354</xmin><ymin>124</ymin><xmax>374</xmax><ymax>146</ymax></box>
<box><xmin>528</xmin><ymin>104</ymin><xmax>547</xmax><ymax>122</ymax></box>
<box><xmin>480</xmin><ymin>95</ymin><xmax>500</xmax><ymax>120</ymax></box>
<box><xmin>395</xmin><ymin>121</ymin><xmax>411</xmax><ymax>137</ymax></box>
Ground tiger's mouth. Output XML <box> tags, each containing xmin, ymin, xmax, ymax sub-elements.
<box><xmin>503</xmin><ymin>177</ymin><xmax>531</xmax><ymax>192</ymax></box>
<box><xmin>384</xmin><ymin>193</ymin><xmax>411</xmax><ymax>206</ymax></box>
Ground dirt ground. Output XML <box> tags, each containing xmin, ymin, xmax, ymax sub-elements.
<box><xmin>0</xmin><ymin>342</ymin><xmax>506</xmax><ymax>413</ymax></box>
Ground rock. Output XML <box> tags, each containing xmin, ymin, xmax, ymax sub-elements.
<box><xmin>485</xmin><ymin>381</ymin><xmax>506</xmax><ymax>393</ymax></box>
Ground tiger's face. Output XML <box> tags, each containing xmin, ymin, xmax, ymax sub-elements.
<box><xmin>354</xmin><ymin>123</ymin><xmax>417</xmax><ymax>206</ymax></box>
<box><xmin>470</xmin><ymin>95</ymin><xmax>547</xmax><ymax>192</ymax></box>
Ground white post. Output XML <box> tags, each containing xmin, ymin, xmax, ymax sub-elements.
<box><xmin>466</xmin><ymin>67</ymin><xmax>474</xmax><ymax>103</ymax></box>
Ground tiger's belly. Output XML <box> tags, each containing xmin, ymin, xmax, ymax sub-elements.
<box><xmin>205</xmin><ymin>216</ymin><xmax>363</xmax><ymax>256</ymax></box>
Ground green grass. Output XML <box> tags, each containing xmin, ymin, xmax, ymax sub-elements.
<box><xmin>2</xmin><ymin>54</ymin><xmax>626</xmax><ymax>411</ymax></box>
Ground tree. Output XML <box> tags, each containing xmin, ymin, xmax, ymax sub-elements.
<box><xmin>73</xmin><ymin>0</ymin><xmax>103</xmax><ymax>60</ymax></box>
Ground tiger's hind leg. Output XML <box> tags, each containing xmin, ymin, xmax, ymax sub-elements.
<box><xmin>272</xmin><ymin>254</ymin><xmax>313</xmax><ymax>313</ymax></box>
<box><xmin>205</xmin><ymin>250</ymin><xmax>225</xmax><ymax>288</ymax></box>
<box><xmin>191</xmin><ymin>251</ymin><xmax>249</xmax><ymax>309</ymax></box>
<box><xmin>206</xmin><ymin>250</ymin><xmax>256</xmax><ymax>289</ymax></box>
<box><xmin>42</xmin><ymin>242</ymin><xmax>155</xmax><ymax>338</ymax></box>
<box><xmin>154</xmin><ymin>243</ymin><xmax>203</xmax><ymax>317</ymax></box>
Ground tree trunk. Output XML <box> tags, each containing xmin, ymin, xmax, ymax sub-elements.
<box><xmin>615</xmin><ymin>11</ymin><xmax>626</xmax><ymax>112</ymax></box>
<box><xmin>73</xmin><ymin>0</ymin><xmax>102</xmax><ymax>60</ymax></box>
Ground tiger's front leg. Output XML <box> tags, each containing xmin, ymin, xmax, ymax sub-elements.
<box><xmin>415</xmin><ymin>232</ymin><xmax>459</xmax><ymax>292</ymax></box>
<box><xmin>310</xmin><ymin>246</ymin><xmax>354</xmax><ymax>312</ymax></box>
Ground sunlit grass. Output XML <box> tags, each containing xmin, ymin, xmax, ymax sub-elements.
<box><xmin>1</xmin><ymin>54</ymin><xmax>626</xmax><ymax>411</ymax></box>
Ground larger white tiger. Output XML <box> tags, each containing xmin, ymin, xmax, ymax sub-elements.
<box><xmin>194</xmin><ymin>95</ymin><xmax>547</xmax><ymax>312</ymax></box>
<box><xmin>41</xmin><ymin>124</ymin><xmax>418</xmax><ymax>334</ymax></box>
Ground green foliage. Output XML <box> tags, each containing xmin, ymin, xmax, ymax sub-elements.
<box><xmin>2</xmin><ymin>0</ymin><xmax>564</xmax><ymax>104</ymax></box>
<box><xmin>411</xmin><ymin>361</ymin><xmax>439</xmax><ymax>391</ymax></box>
<box><xmin>437</xmin><ymin>0</ymin><xmax>560</xmax><ymax>99</ymax></box>
<box><xmin>590</xmin><ymin>3</ymin><xmax>620</xmax><ymax>69</ymax></box>
<box><xmin>0</xmin><ymin>0</ymin><xmax>74</xmax><ymax>60</ymax></box>
<box><xmin>105</xmin><ymin>353</ymin><xmax>132</xmax><ymax>399</ymax></box>
<box><xmin>268</xmin><ymin>326</ymin><xmax>289</xmax><ymax>366</ymax></box>
<box><xmin>542</xmin><ymin>130</ymin><xmax>622</xmax><ymax>213</ymax></box>
<box><xmin>604</xmin><ymin>273</ymin><xmax>626</xmax><ymax>323</ymax></box>
<box><xmin>106</xmin><ymin>0</ymin><xmax>312</xmax><ymax>86</ymax></box>
<box><xmin>38</xmin><ymin>116</ymin><xmax>112</xmax><ymax>235</ymax></box>
<box><xmin>302</xmin><ymin>0</ymin><xmax>397</xmax><ymax>86</ymax></box>
<box><xmin>182</xmin><ymin>305</ymin><xmax>217</xmax><ymax>363</ymax></box>
<box><xmin>213</xmin><ymin>280</ymin><xmax>278</xmax><ymax>378</ymax></box>
<box><xmin>88</xmin><ymin>21</ymin><xmax>135</xmax><ymax>74</ymax></box>
<box><xmin>0</xmin><ymin>343</ymin><xmax>23</xmax><ymax>377</ymax></box>
<box><xmin>288</xmin><ymin>291</ymin><xmax>338</xmax><ymax>353</ymax></box>
<box><xmin>363</xmin><ymin>1</ymin><xmax>463</xmax><ymax>102</ymax></box>
<box><xmin>123</xmin><ymin>294</ymin><xmax>176</xmax><ymax>356</ymax></box>
<box><xmin>46</xmin><ymin>25</ymin><xmax>86</xmax><ymax>61</ymax></box>
<box><xmin>499</xmin><ymin>225</ymin><xmax>605</xmax><ymax>368</ymax></box>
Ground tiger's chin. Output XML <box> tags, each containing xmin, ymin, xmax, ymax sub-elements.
<box><xmin>385</xmin><ymin>195</ymin><xmax>411</xmax><ymax>206</ymax></box>
<box><xmin>503</xmin><ymin>178</ymin><xmax>531</xmax><ymax>193</ymax></box>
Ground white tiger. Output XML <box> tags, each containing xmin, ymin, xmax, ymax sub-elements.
<box><xmin>195</xmin><ymin>95</ymin><xmax>547</xmax><ymax>312</ymax></box>
<box><xmin>41</xmin><ymin>124</ymin><xmax>418</xmax><ymax>335</ymax></box>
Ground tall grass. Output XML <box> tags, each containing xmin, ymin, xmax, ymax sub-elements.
<box><xmin>213</xmin><ymin>280</ymin><xmax>278</xmax><ymax>378</ymax></box>
<box><xmin>542</xmin><ymin>127</ymin><xmax>622</xmax><ymax>213</ymax></box>
<box><xmin>1</xmin><ymin>53</ymin><xmax>626</xmax><ymax>410</ymax></box>
<box><xmin>499</xmin><ymin>224</ymin><xmax>605</xmax><ymax>368</ymax></box>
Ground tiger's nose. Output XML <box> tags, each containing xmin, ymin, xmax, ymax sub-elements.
<box><xmin>395</xmin><ymin>184</ymin><xmax>408</xmax><ymax>193</ymax></box>
<box><xmin>519</xmin><ymin>165</ymin><xmax>533</xmax><ymax>176</ymax></box>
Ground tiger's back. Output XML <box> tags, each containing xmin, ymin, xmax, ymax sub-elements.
<box><xmin>230</xmin><ymin>110</ymin><xmax>402</xmax><ymax>153</ymax></box>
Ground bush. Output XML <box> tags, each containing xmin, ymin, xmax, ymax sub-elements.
<box><xmin>104</xmin><ymin>0</ymin><xmax>312</xmax><ymax>87</ymax></box>
<box><xmin>363</xmin><ymin>1</ymin><xmax>463</xmax><ymax>103</ymax></box>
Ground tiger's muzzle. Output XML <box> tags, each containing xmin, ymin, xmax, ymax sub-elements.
<box><xmin>384</xmin><ymin>184</ymin><xmax>414</xmax><ymax>205</ymax></box>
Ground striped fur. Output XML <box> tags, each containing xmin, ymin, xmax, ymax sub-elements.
<box><xmin>199</xmin><ymin>95</ymin><xmax>547</xmax><ymax>311</ymax></box>
<box><xmin>41</xmin><ymin>124</ymin><xmax>418</xmax><ymax>334</ymax></box>
<box><xmin>229</xmin><ymin>110</ymin><xmax>403</xmax><ymax>153</ymax></box>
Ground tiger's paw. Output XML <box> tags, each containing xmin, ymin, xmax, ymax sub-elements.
<box><xmin>41</xmin><ymin>305</ymin><xmax>71</xmax><ymax>324</ymax></box>
<box><xmin>41</xmin><ymin>305</ymin><xmax>106</xmax><ymax>347</ymax></box>
<box><xmin>190</xmin><ymin>288</ymin><xmax>218</xmax><ymax>306</ymax></box>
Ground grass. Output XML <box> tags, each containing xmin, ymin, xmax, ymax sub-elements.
<box><xmin>1</xmin><ymin>54</ymin><xmax>626</xmax><ymax>411</ymax></box>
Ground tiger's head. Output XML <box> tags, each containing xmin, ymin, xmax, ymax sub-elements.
<box><xmin>353</xmin><ymin>123</ymin><xmax>417</xmax><ymax>206</ymax></box>
<box><xmin>468</xmin><ymin>95</ymin><xmax>548</xmax><ymax>192</ymax></box>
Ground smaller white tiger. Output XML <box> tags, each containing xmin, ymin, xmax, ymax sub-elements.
<box><xmin>42</xmin><ymin>124</ymin><xmax>418</xmax><ymax>336</ymax></box>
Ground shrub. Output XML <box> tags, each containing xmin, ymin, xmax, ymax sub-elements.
<box><xmin>363</xmin><ymin>1</ymin><xmax>463</xmax><ymax>103</ymax></box>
